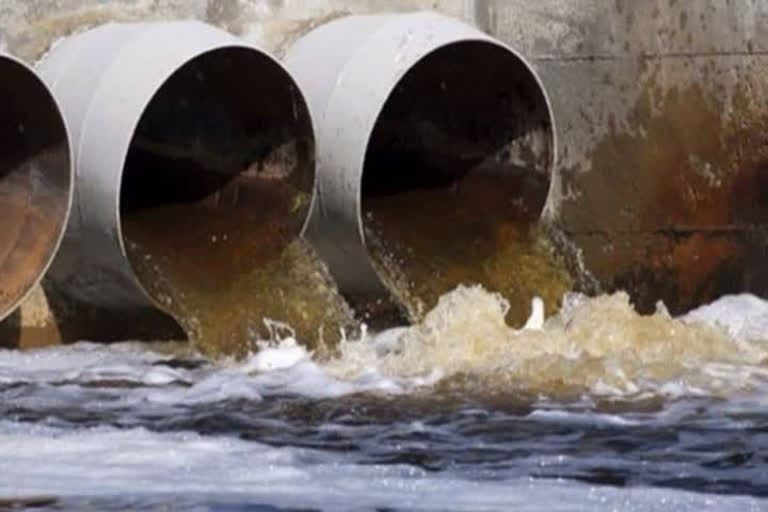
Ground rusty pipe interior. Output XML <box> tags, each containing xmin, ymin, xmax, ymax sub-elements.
<box><xmin>0</xmin><ymin>54</ymin><xmax>70</xmax><ymax>322</ymax></box>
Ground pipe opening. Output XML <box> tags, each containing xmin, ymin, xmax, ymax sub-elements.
<box><xmin>362</xmin><ymin>41</ymin><xmax>568</xmax><ymax>324</ymax></box>
<box><xmin>120</xmin><ymin>47</ymin><xmax>321</xmax><ymax>353</ymax></box>
<box><xmin>0</xmin><ymin>57</ymin><xmax>70</xmax><ymax>318</ymax></box>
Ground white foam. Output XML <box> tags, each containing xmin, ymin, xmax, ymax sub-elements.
<box><xmin>0</xmin><ymin>342</ymin><xmax>169</xmax><ymax>385</ymax></box>
<box><xmin>0</xmin><ymin>421</ymin><xmax>762</xmax><ymax>512</ymax></box>
<box><xmin>0</xmin><ymin>341</ymin><xmax>430</xmax><ymax>411</ymax></box>
<box><xmin>371</xmin><ymin>326</ymin><xmax>409</xmax><ymax>356</ymax></box>
<box><xmin>523</xmin><ymin>296</ymin><xmax>545</xmax><ymax>331</ymax></box>
<box><xmin>147</xmin><ymin>371</ymin><xmax>264</xmax><ymax>404</ymax></box>
<box><xmin>243</xmin><ymin>337</ymin><xmax>310</xmax><ymax>373</ymax></box>
<box><xmin>322</xmin><ymin>286</ymin><xmax>768</xmax><ymax>398</ymax></box>
<box><xmin>682</xmin><ymin>293</ymin><xmax>768</xmax><ymax>342</ymax></box>
<box><xmin>4</xmin><ymin>288</ymin><xmax>768</xmax><ymax>403</ymax></box>
<box><xmin>526</xmin><ymin>409</ymin><xmax>641</xmax><ymax>427</ymax></box>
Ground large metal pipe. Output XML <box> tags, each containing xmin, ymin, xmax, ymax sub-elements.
<box><xmin>37</xmin><ymin>21</ymin><xmax>316</xmax><ymax>345</ymax></box>
<box><xmin>0</xmin><ymin>52</ymin><xmax>71</xmax><ymax>322</ymax></box>
<box><xmin>284</xmin><ymin>12</ymin><xmax>563</xmax><ymax>325</ymax></box>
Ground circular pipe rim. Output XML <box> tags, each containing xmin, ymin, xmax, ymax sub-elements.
<box><xmin>39</xmin><ymin>22</ymin><xmax>316</xmax><ymax>312</ymax></box>
<box><xmin>0</xmin><ymin>52</ymin><xmax>73</xmax><ymax>322</ymax></box>
<box><xmin>353</xmin><ymin>37</ymin><xmax>559</xmax><ymax>255</ymax></box>
<box><xmin>288</xmin><ymin>12</ymin><xmax>557</xmax><ymax>295</ymax></box>
<box><xmin>112</xmin><ymin>44</ymin><xmax>317</xmax><ymax>310</ymax></box>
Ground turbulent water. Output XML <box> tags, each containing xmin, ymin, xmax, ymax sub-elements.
<box><xmin>3</xmin><ymin>287</ymin><xmax>768</xmax><ymax>510</ymax></box>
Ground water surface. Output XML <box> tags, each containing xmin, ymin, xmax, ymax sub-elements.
<box><xmin>2</xmin><ymin>288</ymin><xmax>768</xmax><ymax>511</ymax></box>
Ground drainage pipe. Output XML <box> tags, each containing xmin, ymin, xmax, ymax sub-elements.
<box><xmin>0</xmin><ymin>52</ymin><xmax>71</xmax><ymax>322</ymax></box>
<box><xmin>37</xmin><ymin>22</ymin><xmax>315</xmax><ymax>330</ymax></box>
<box><xmin>284</xmin><ymin>12</ymin><xmax>561</xmax><ymax>325</ymax></box>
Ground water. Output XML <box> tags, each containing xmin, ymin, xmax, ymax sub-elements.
<box><xmin>117</xmin><ymin>41</ymin><xmax>359</xmax><ymax>359</ymax></box>
<box><xmin>3</xmin><ymin>288</ymin><xmax>768</xmax><ymax>510</ymax></box>
<box><xmin>125</xmin><ymin>222</ymin><xmax>358</xmax><ymax>358</ymax></box>
<box><xmin>365</xmin><ymin>213</ymin><xmax>573</xmax><ymax>327</ymax></box>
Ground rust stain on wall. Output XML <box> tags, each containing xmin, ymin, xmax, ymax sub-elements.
<box><xmin>560</xmin><ymin>71</ymin><xmax>768</xmax><ymax>314</ymax></box>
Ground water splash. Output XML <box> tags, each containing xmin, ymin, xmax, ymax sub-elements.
<box><xmin>366</xmin><ymin>214</ymin><xmax>574</xmax><ymax>327</ymax></box>
<box><xmin>125</xmin><ymin>219</ymin><xmax>357</xmax><ymax>359</ymax></box>
<box><xmin>324</xmin><ymin>285</ymin><xmax>768</xmax><ymax>398</ymax></box>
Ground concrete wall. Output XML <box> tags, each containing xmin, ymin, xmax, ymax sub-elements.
<box><xmin>481</xmin><ymin>0</ymin><xmax>768</xmax><ymax>314</ymax></box>
<box><xmin>0</xmin><ymin>0</ymin><xmax>473</xmax><ymax>62</ymax></box>
<box><xmin>2</xmin><ymin>0</ymin><xmax>767</xmax><ymax>347</ymax></box>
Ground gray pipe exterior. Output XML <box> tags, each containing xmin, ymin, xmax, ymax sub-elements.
<box><xmin>284</xmin><ymin>11</ymin><xmax>555</xmax><ymax>300</ymax></box>
<box><xmin>37</xmin><ymin>21</ymin><xmax>307</xmax><ymax>313</ymax></box>
<box><xmin>0</xmin><ymin>51</ymin><xmax>71</xmax><ymax>322</ymax></box>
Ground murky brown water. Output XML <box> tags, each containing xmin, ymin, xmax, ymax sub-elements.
<box><xmin>364</xmin><ymin>174</ymin><xmax>574</xmax><ymax>327</ymax></box>
<box><xmin>123</xmin><ymin>206</ymin><xmax>357</xmax><ymax>358</ymax></box>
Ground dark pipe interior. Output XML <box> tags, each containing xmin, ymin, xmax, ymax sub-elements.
<box><xmin>0</xmin><ymin>57</ymin><xmax>70</xmax><ymax>315</ymax></box>
<box><xmin>362</xmin><ymin>41</ymin><xmax>561</xmax><ymax>324</ymax></box>
<box><xmin>121</xmin><ymin>47</ymin><xmax>315</xmax><ymax>303</ymax></box>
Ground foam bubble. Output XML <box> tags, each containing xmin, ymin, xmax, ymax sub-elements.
<box><xmin>683</xmin><ymin>293</ymin><xmax>768</xmax><ymax>342</ymax></box>
<box><xmin>325</xmin><ymin>286</ymin><xmax>768</xmax><ymax>397</ymax></box>
<box><xmin>4</xmin><ymin>286</ymin><xmax>768</xmax><ymax>402</ymax></box>
<box><xmin>0</xmin><ymin>421</ymin><xmax>763</xmax><ymax>511</ymax></box>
